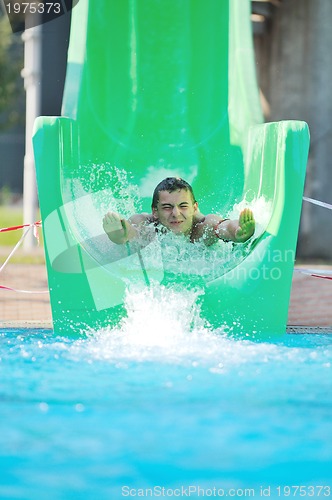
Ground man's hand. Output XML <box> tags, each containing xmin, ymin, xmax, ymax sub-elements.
<box><xmin>103</xmin><ymin>212</ymin><xmax>124</xmax><ymax>234</ymax></box>
<box><xmin>235</xmin><ymin>208</ymin><xmax>255</xmax><ymax>242</ymax></box>
<box><xmin>103</xmin><ymin>211</ymin><xmax>128</xmax><ymax>244</ymax></box>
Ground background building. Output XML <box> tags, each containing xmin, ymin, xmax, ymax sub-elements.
<box><xmin>0</xmin><ymin>13</ymin><xmax>25</xmax><ymax>198</ymax></box>
<box><xmin>0</xmin><ymin>5</ymin><xmax>70</xmax><ymax>200</ymax></box>
<box><xmin>253</xmin><ymin>0</ymin><xmax>332</xmax><ymax>259</ymax></box>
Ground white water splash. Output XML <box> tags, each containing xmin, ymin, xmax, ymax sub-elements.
<box><xmin>59</xmin><ymin>283</ymin><xmax>331</xmax><ymax>376</ymax></box>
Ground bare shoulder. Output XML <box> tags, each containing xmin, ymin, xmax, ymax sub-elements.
<box><xmin>128</xmin><ymin>213</ymin><xmax>153</xmax><ymax>225</ymax></box>
<box><xmin>204</xmin><ymin>214</ymin><xmax>225</xmax><ymax>226</ymax></box>
<box><xmin>195</xmin><ymin>213</ymin><xmax>224</xmax><ymax>227</ymax></box>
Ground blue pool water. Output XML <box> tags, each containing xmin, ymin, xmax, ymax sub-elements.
<box><xmin>1</xmin><ymin>289</ymin><xmax>332</xmax><ymax>499</ymax></box>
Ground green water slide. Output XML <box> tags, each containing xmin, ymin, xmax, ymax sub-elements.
<box><xmin>33</xmin><ymin>0</ymin><xmax>309</xmax><ymax>336</ymax></box>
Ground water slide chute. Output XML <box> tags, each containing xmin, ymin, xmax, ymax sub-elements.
<box><xmin>33</xmin><ymin>0</ymin><xmax>310</xmax><ymax>336</ymax></box>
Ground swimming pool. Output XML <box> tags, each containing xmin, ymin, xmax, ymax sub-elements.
<box><xmin>1</xmin><ymin>290</ymin><xmax>331</xmax><ymax>499</ymax></box>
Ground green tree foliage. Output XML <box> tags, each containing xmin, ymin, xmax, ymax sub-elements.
<box><xmin>0</xmin><ymin>14</ymin><xmax>25</xmax><ymax>131</ymax></box>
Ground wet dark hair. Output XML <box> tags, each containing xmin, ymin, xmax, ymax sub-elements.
<box><xmin>151</xmin><ymin>177</ymin><xmax>196</xmax><ymax>208</ymax></box>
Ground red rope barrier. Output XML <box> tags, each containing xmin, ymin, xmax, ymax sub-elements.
<box><xmin>0</xmin><ymin>220</ymin><xmax>42</xmax><ymax>233</ymax></box>
<box><xmin>0</xmin><ymin>220</ymin><xmax>47</xmax><ymax>293</ymax></box>
<box><xmin>0</xmin><ymin>285</ymin><xmax>49</xmax><ymax>294</ymax></box>
<box><xmin>311</xmin><ymin>274</ymin><xmax>332</xmax><ymax>281</ymax></box>
<box><xmin>294</xmin><ymin>268</ymin><xmax>332</xmax><ymax>281</ymax></box>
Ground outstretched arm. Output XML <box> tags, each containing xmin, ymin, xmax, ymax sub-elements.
<box><xmin>103</xmin><ymin>212</ymin><xmax>138</xmax><ymax>244</ymax></box>
<box><xmin>193</xmin><ymin>208</ymin><xmax>255</xmax><ymax>245</ymax></box>
<box><xmin>103</xmin><ymin>212</ymin><xmax>152</xmax><ymax>244</ymax></box>
<box><xmin>215</xmin><ymin>208</ymin><xmax>255</xmax><ymax>243</ymax></box>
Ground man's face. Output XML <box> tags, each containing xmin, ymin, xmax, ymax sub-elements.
<box><xmin>153</xmin><ymin>189</ymin><xmax>198</xmax><ymax>235</ymax></box>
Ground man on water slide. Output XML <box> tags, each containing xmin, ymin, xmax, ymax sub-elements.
<box><xmin>103</xmin><ymin>177</ymin><xmax>255</xmax><ymax>247</ymax></box>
